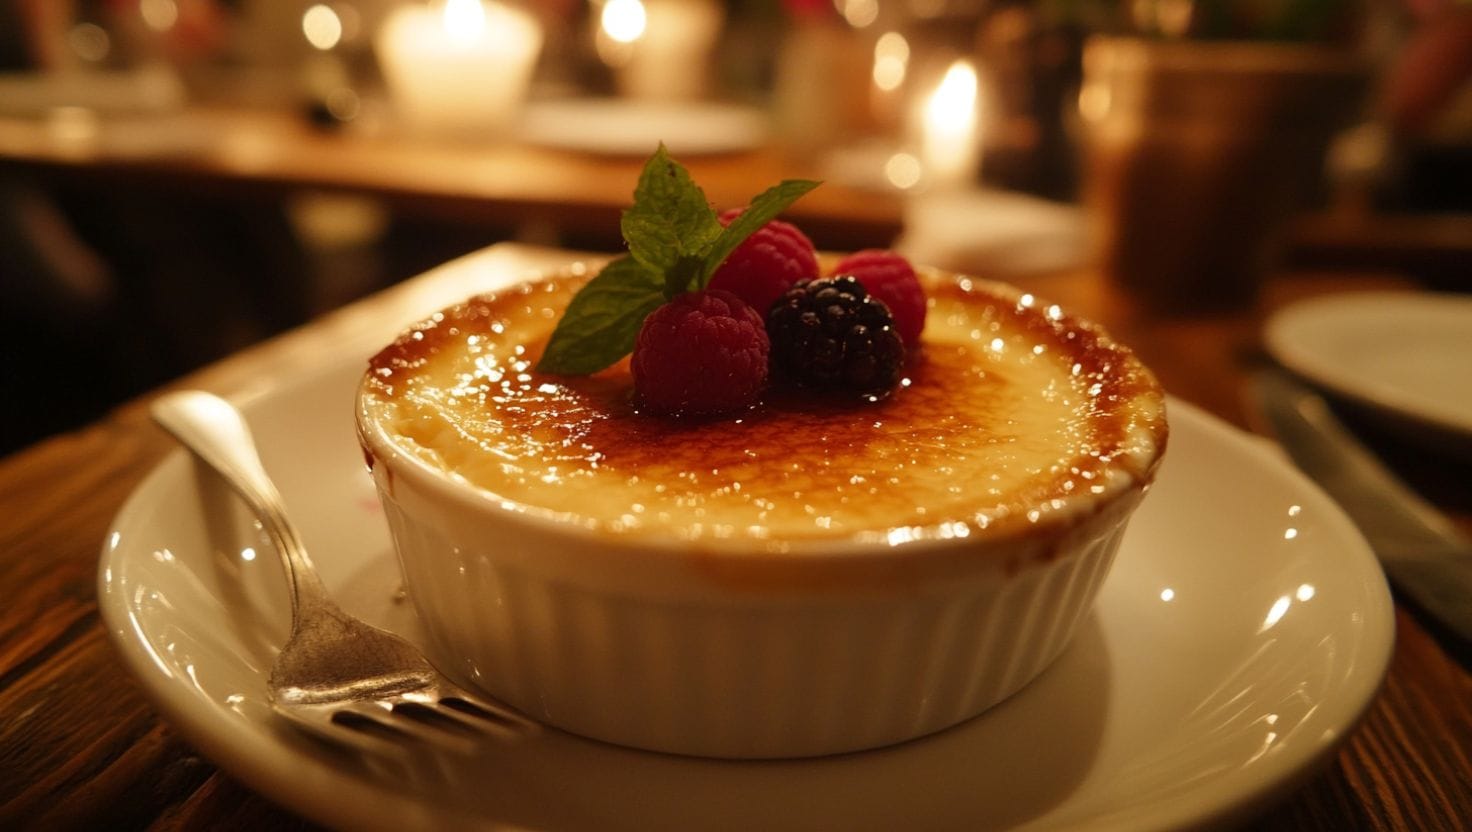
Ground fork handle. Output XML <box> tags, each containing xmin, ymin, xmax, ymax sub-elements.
<box><xmin>151</xmin><ymin>390</ymin><xmax>331</xmax><ymax>621</ymax></box>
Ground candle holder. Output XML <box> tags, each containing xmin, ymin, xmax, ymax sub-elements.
<box><xmin>593</xmin><ymin>0</ymin><xmax>724</xmax><ymax>102</ymax></box>
<box><xmin>376</xmin><ymin>0</ymin><xmax>544</xmax><ymax>141</ymax></box>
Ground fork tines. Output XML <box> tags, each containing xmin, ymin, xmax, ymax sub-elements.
<box><xmin>283</xmin><ymin>690</ymin><xmax>539</xmax><ymax>756</ymax></box>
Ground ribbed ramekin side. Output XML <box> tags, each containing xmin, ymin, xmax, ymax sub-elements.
<box><xmin>379</xmin><ymin>487</ymin><xmax>1135</xmax><ymax>759</ymax></box>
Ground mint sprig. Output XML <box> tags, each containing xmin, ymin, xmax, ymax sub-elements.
<box><xmin>622</xmin><ymin>149</ymin><xmax>723</xmax><ymax>277</ymax></box>
<box><xmin>534</xmin><ymin>256</ymin><xmax>665</xmax><ymax>376</ymax></box>
<box><xmin>698</xmin><ymin>178</ymin><xmax>822</xmax><ymax>286</ymax></box>
<box><xmin>536</xmin><ymin>145</ymin><xmax>818</xmax><ymax>375</ymax></box>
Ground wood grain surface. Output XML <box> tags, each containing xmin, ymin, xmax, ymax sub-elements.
<box><xmin>2</xmin><ymin>244</ymin><xmax>1469</xmax><ymax>830</ymax></box>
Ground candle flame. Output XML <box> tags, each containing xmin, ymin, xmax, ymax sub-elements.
<box><xmin>601</xmin><ymin>0</ymin><xmax>647</xmax><ymax>44</ymax></box>
<box><xmin>443</xmin><ymin>0</ymin><xmax>486</xmax><ymax>44</ymax></box>
<box><xmin>921</xmin><ymin>59</ymin><xmax>980</xmax><ymax>185</ymax></box>
<box><xmin>926</xmin><ymin>60</ymin><xmax>978</xmax><ymax>135</ymax></box>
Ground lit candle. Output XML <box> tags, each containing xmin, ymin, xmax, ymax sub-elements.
<box><xmin>917</xmin><ymin>59</ymin><xmax>981</xmax><ymax>189</ymax></box>
<box><xmin>376</xmin><ymin>0</ymin><xmax>543</xmax><ymax>140</ymax></box>
<box><xmin>597</xmin><ymin>0</ymin><xmax>723</xmax><ymax>101</ymax></box>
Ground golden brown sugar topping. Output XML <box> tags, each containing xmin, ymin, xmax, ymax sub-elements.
<box><xmin>362</xmin><ymin>267</ymin><xmax>1167</xmax><ymax>544</ymax></box>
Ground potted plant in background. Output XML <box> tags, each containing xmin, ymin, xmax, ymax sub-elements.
<box><xmin>1071</xmin><ymin>0</ymin><xmax>1372</xmax><ymax>313</ymax></box>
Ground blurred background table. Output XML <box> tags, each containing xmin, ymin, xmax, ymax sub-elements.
<box><xmin>0</xmin><ymin>105</ymin><xmax>905</xmax><ymax>250</ymax></box>
<box><xmin>1</xmin><ymin>242</ymin><xmax>1469</xmax><ymax>830</ymax></box>
<box><xmin>0</xmin><ymin>102</ymin><xmax>910</xmax><ymax>455</ymax></box>
<box><xmin>2</xmin><ymin>99</ymin><xmax>1469</xmax><ymax>456</ymax></box>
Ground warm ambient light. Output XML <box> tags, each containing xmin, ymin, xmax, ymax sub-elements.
<box><xmin>598</xmin><ymin>0</ymin><xmax>723</xmax><ymax>100</ymax></box>
<box><xmin>872</xmin><ymin>32</ymin><xmax>909</xmax><ymax>92</ymax></box>
<box><xmin>302</xmin><ymin>4</ymin><xmax>343</xmax><ymax>51</ymax></box>
<box><xmin>375</xmin><ymin>0</ymin><xmax>544</xmax><ymax>139</ymax></box>
<box><xmin>602</xmin><ymin>0</ymin><xmax>647</xmax><ymax>44</ymax></box>
<box><xmin>884</xmin><ymin>152</ymin><xmax>922</xmax><ymax>190</ymax></box>
<box><xmin>920</xmin><ymin>59</ymin><xmax>981</xmax><ymax>188</ymax></box>
<box><xmin>840</xmin><ymin>0</ymin><xmax>879</xmax><ymax>27</ymax></box>
<box><xmin>140</xmin><ymin>0</ymin><xmax>178</xmax><ymax>31</ymax></box>
<box><xmin>444</xmin><ymin>0</ymin><xmax>487</xmax><ymax>44</ymax></box>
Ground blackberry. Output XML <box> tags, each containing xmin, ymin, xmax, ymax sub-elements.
<box><xmin>831</xmin><ymin>249</ymin><xmax>926</xmax><ymax>347</ymax></box>
<box><xmin>766</xmin><ymin>276</ymin><xmax>906</xmax><ymax>397</ymax></box>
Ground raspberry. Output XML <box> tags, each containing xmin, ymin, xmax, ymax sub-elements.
<box><xmin>707</xmin><ymin>208</ymin><xmax>819</xmax><ymax>315</ymax></box>
<box><xmin>831</xmin><ymin>250</ymin><xmax>926</xmax><ymax>347</ymax></box>
<box><xmin>766</xmin><ymin>276</ymin><xmax>905</xmax><ymax>397</ymax></box>
<box><xmin>631</xmin><ymin>290</ymin><xmax>770</xmax><ymax>416</ymax></box>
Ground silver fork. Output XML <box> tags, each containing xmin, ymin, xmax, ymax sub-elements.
<box><xmin>152</xmin><ymin>390</ymin><xmax>536</xmax><ymax>755</ymax></box>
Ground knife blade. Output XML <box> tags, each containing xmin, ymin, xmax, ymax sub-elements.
<box><xmin>1250</xmin><ymin>368</ymin><xmax>1472</xmax><ymax>642</ymax></box>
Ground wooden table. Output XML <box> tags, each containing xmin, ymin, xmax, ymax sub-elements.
<box><xmin>0</xmin><ymin>107</ymin><xmax>903</xmax><ymax>251</ymax></box>
<box><xmin>2</xmin><ymin>244</ymin><xmax>1469</xmax><ymax>829</ymax></box>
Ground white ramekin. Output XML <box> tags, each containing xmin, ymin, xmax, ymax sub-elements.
<box><xmin>356</xmin><ymin>269</ymin><xmax>1165</xmax><ymax>759</ymax></box>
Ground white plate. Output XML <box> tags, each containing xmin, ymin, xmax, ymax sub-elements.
<box><xmin>100</xmin><ymin>362</ymin><xmax>1394</xmax><ymax>831</ymax></box>
<box><xmin>1265</xmin><ymin>291</ymin><xmax>1472</xmax><ymax>439</ymax></box>
<box><xmin>518</xmin><ymin>98</ymin><xmax>769</xmax><ymax>157</ymax></box>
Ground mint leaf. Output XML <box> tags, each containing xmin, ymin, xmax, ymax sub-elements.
<box><xmin>696</xmin><ymin>178</ymin><xmax>820</xmax><ymax>287</ymax></box>
<box><xmin>663</xmin><ymin>253</ymin><xmax>705</xmax><ymax>299</ymax></box>
<box><xmin>538</xmin><ymin>146</ymin><xmax>820</xmax><ymax>377</ymax></box>
<box><xmin>536</xmin><ymin>256</ymin><xmax>665</xmax><ymax>375</ymax></box>
<box><xmin>622</xmin><ymin>145</ymin><xmax>723</xmax><ymax>276</ymax></box>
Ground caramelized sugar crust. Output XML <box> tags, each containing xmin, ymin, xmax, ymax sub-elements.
<box><xmin>361</xmin><ymin>267</ymin><xmax>1167</xmax><ymax>543</ymax></box>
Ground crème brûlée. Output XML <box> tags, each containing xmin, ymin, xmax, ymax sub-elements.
<box><xmin>358</xmin><ymin>265</ymin><xmax>1167</xmax><ymax>550</ymax></box>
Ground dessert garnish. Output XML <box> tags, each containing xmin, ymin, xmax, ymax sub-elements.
<box><xmin>536</xmin><ymin>145</ymin><xmax>817</xmax><ymax>379</ymax></box>
<box><xmin>537</xmin><ymin>145</ymin><xmax>925</xmax><ymax>416</ymax></box>
<box><xmin>706</xmin><ymin>207</ymin><xmax>820</xmax><ymax>314</ymax></box>
<box><xmin>767</xmin><ymin>276</ymin><xmax>906</xmax><ymax>397</ymax></box>
<box><xmin>629</xmin><ymin>288</ymin><xmax>770</xmax><ymax>416</ymax></box>
<box><xmin>831</xmin><ymin>249</ymin><xmax>927</xmax><ymax>347</ymax></box>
